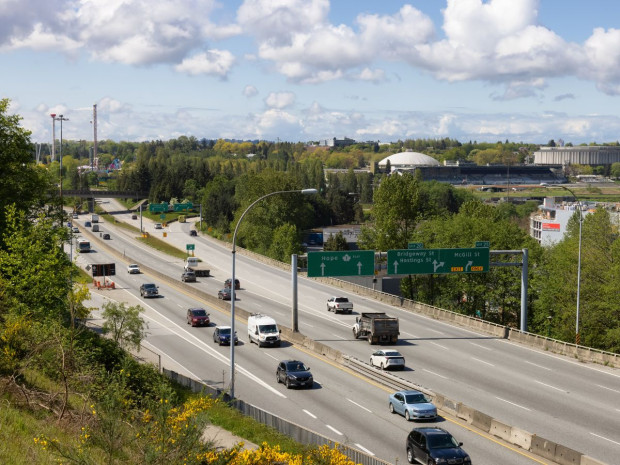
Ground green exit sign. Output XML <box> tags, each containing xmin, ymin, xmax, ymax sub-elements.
<box><xmin>308</xmin><ymin>250</ymin><xmax>375</xmax><ymax>278</ymax></box>
<box><xmin>387</xmin><ymin>247</ymin><xmax>490</xmax><ymax>275</ymax></box>
<box><xmin>186</xmin><ymin>244</ymin><xmax>195</xmax><ymax>251</ymax></box>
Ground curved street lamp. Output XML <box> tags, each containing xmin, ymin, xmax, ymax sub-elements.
<box><xmin>229</xmin><ymin>188</ymin><xmax>317</xmax><ymax>398</ymax></box>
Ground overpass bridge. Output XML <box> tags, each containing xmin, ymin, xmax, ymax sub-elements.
<box><xmin>61</xmin><ymin>189</ymin><xmax>148</xmax><ymax>199</ymax></box>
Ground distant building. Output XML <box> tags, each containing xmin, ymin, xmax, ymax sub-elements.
<box><xmin>530</xmin><ymin>198</ymin><xmax>593</xmax><ymax>246</ymax></box>
<box><xmin>376</xmin><ymin>150</ymin><xmax>564</xmax><ymax>185</ymax></box>
<box><xmin>534</xmin><ymin>146</ymin><xmax>620</xmax><ymax>166</ymax></box>
<box><xmin>319</xmin><ymin>137</ymin><xmax>357</xmax><ymax>148</ymax></box>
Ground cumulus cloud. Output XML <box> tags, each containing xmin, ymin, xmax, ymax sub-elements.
<box><xmin>265</xmin><ymin>92</ymin><xmax>295</xmax><ymax>109</ymax></box>
<box><xmin>243</xmin><ymin>85</ymin><xmax>258</xmax><ymax>97</ymax></box>
<box><xmin>175</xmin><ymin>49</ymin><xmax>235</xmax><ymax>76</ymax></box>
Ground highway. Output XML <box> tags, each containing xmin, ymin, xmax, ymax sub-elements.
<box><xmin>70</xmin><ymin>202</ymin><xmax>620</xmax><ymax>464</ymax></box>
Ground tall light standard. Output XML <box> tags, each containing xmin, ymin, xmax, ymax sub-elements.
<box><xmin>57</xmin><ymin>115</ymin><xmax>69</xmax><ymax>203</ymax></box>
<box><xmin>229</xmin><ymin>188</ymin><xmax>317</xmax><ymax>398</ymax></box>
<box><xmin>543</xmin><ymin>184</ymin><xmax>583</xmax><ymax>344</ymax></box>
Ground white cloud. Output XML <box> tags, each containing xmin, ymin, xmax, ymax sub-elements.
<box><xmin>243</xmin><ymin>85</ymin><xmax>258</xmax><ymax>97</ymax></box>
<box><xmin>175</xmin><ymin>49</ymin><xmax>235</xmax><ymax>76</ymax></box>
<box><xmin>355</xmin><ymin>68</ymin><xmax>386</xmax><ymax>83</ymax></box>
<box><xmin>264</xmin><ymin>92</ymin><xmax>295</xmax><ymax>109</ymax></box>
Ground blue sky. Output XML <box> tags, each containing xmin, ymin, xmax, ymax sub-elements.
<box><xmin>3</xmin><ymin>0</ymin><xmax>620</xmax><ymax>145</ymax></box>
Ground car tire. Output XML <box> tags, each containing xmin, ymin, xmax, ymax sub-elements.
<box><xmin>218</xmin><ymin>340</ymin><xmax>222</xmax><ymax>346</ymax></box>
<box><xmin>406</xmin><ymin>447</ymin><xmax>414</xmax><ymax>464</ymax></box>
<box><xmin>285</xmin><ymin>378</ymin><xmax>291</xmax><ymax>389</ymax></box>
<box><xmin>369</xmin><ymin>358</ymin><xmax>374</xmax><ymax>366</ymax></box>
<box><xmin>380</xmin><ymin>363</ymin><xmax>385</xmax><ymax>370</ymax></box>
<box><xmin>389</xmin><ymin>403</ymin><xmax>395</xmax><ymax>414</ymax></box>
<box><xmin>327</xmin><ymin>305</ymin><xmax>330</xmax><ymax>312</ymax></box>
<box><xmin>352</xmin><ymin>328</ymin><xmax>358</xmax><ymax>339</ymax></box>
<box><xmin>276</xmin><ymin>373</ymin><xmax>280</xmax><ymax>384</ymax></box>
<box><xmin>405</xmin><ymin>410</ymin><xmax>411</xmax><ymax>421</ymax></box>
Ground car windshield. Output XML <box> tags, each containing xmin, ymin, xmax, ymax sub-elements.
<box><xmin>385</xmin><ymin>351</ymin><xmax>402</xmax><ymax>357</ymax></box>
<box><xmin>191</xmin><ymin>309</ymin><xmax>207</xmax><ymax>316</ymax></box>
<box><xmin>259</xmin><ymin>324</ymin><xmax>278</xmax><ymax>333</ymax></box>
<box><xmin>404</xmin><ymin>393</ymin><xmax>429</xmax><ymax>404</ymax></box>
<box><xmin>428</xmin><ymin>434</ymin><xmax>459</xmax><ymax>449</ymax></box>
<box><xmin>218</xmin><ymin>327</ymin><xmax>231</xmax><ymax>335</ymax></box>
<box><xmin>143</xmin><ymin>284</ymin><xmax>156</xmax><ymax>289</ymax></box>
<box><xmin>286</xmin><ymin>362</ymin><xmax>308</xmax><ymax>371</ymax></box>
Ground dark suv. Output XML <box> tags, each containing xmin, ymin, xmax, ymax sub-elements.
<box><xmin>406</xmin><ymin>427</ymin><xmax>471</xmax><ymax>464</ymax></box>
<box><xmin>139</xmin><ymin>283</ymin><xmax>159</xmax><ymax>298</ymax></box>
<box><xmin>276</xmin><ymin>360</ymin><xmax>313</xmax><ymax>389</ymax></box>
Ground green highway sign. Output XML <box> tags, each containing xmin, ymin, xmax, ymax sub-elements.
<box><xmin>408</xmin><ymin>242</ymin><xmax>424</xmax><ymax>249</ymax></box>
<box><xmin>149</xmin><ymin>203</ymin><xmax>168</xmax><ymax>213</ymax></box>
<box><xmin>186</xmin><ymin>244</ymin><xmax>195</xmax><ymax>251</ymax></box>
<box><xmin>387</xmin><ymin>247</ymin><xmax>490</xmax><ymax>275</ymax></box>
<box><xmin>476</xmin><ymin>241</ymin><xmax>490</xmax><ymax>248</ymax></box>
<box><xmin>174</xmin><ymin>202</ymin><xmax>193</xmax><ymax>212</ymax></box>
<box><xmin>308</xmin><ymin>250</ymin><xmax>375</xmax><ymax>277</ymax></box>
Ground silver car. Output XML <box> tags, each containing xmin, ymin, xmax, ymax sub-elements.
<box><xmin>389</xmin><ymin>390</ymin><xmax>437</xmax><ymax>421</ymax></box>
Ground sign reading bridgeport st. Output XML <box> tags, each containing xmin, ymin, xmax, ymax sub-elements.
<box><xmin>387</xmin><ymin>247</ymin><xmax>489</xmax><ymax>275</ymax></box>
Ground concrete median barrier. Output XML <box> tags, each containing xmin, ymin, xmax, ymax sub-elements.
<box><xmin>530</xmin><ymin>436</ymin><xmax>557</xmax><ymax>462</ymax></box>
<box><xmin>510</xmin><ymin>426</ymin><xmax>532</xmax><ymax>450</ymax></box>
<box><xmin>555</xmin><ymin>444</ymin><xmax>582</xmax><ymax>465</ymax></box>
<box><xmin>490</xmin><ymin>419</ymin><xmax>512</xmax><ymax>442</ymax></box>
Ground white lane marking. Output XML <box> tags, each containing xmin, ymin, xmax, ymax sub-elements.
<box><xmin>469</xmin><ymin>342</ymin><xmax>492</xmax><ymax>351</ymax></box>
<box><xmin>332</xmin><ymin>333</ymin><xmax>347</xmax><ymax>340</ymax></box>
<box><xmin>347</xmin><ymin>398</ymin><xmax>372</xmax><ymax>413</ymax></box>
<box><xmin>304</xmin><ymin>323</ymin><xmax>315</xmax><ymax>328</ymax></box>
<box><xmin>326</xmin><ymin>425</ymin><xmax>343</xmax><ymax>435</ymax></box>
<box><xmin>401</xmin><ymin>331</ymin><xmax>418</xmax><ymax>338</ymax></box>
<box><xmin>534</xmin><ymin>380</ymin><xmax>566</xmax><ymax>393</ymax></box>
<box><xmin>591</xmin><ymin>433</ymin><xmax>620</xmax><ymax>446</ymax></box>
<box><xmin>303</xmin><ymin>409</ymin><xmax>317</xmax><ymax>419</ymax></box>
<box><xmin>423</xmin><ymin>369</ymin><xmax>448</xmax><ymax>379</ymax></box>
<box><xmin>263</xmin><ymin>352</ymin><xmax>279</xmax><ymax>361</ymax></box>
<box><xmin>355</xmin><ymin>444</ymin><xmax>375</xmax><ymax>456</ymax></box>
<box><xmin>596</xmin><ymin>384</ymin><xmax>620</xmax><ymax>394</ymax></box>
<box><xmin>471</xmin><ymin>357</ymin><xmax>494</xmax><ymax>367</ymax></box>
<box><xmin>495</xmin><ymin>397</ymin><xmax>531</xmax><ymax>411</ymax></box>
<box><xmin>429</xmin><ymin>342</ymin><xmax>449</xmax><ymax>350</ymax></box>
<box><xmin>525</xmin><ymin>361</ymin><xmax>552</xmax><ymax>371</ymax></box>
<box><xmin>426</xmin><ymin>328</ymin><xmax>445</xmax><ymax>335</ymax></box>
<box><xmin>177</xmin><ymin>304</ymin><xmax>184</xmax><ymax>308</ymax></box>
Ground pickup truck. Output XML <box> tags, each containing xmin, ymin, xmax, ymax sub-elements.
<box><xmin>327</xmin><ymin>296</ymin><xmax>353</xmax><ymax>314</ymax></box>
<box><xmin>184</xmin><ymin>257</ymin><xmax>210</xmax><ymax>277</ymax></box>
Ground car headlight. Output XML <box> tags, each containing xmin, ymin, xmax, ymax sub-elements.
<box><xmin>433</xmin><ymin>459</ymin><xmax>447</xmax><ymax>464</ymax></box>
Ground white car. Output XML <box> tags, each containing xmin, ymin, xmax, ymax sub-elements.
<box><xmin>154</xmin><ymin>223</ymin><xmax>163</xmax><ymax>229</ymax></box>
<box><xmin>127</xmin><ymin>264</ymin><xmax>141</xmax><ymax>274</ymax></box>
<box><xmin>370</xmin><ymin>349</ymin><xmax>405</xmax><ymax>370</ymax></box>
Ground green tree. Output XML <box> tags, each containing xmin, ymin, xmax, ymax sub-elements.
<box><xmin>268</xmin><ymin>223</ymin><xmax>302</xmax><ymax>261</ymax></box>
<box><xmin>0</xmin><ymin>98</ymin><xmax>52</xmax><ymax>240</ymax></box>
<box><xmin>324</xmin><ymin>231</ymin><xmax>349</xmax><ymax>251</ymax></box>
<box><xmin>101</xmin><ymin>301</ymin><xmax>148</xmax><ymax>351</ymax></box>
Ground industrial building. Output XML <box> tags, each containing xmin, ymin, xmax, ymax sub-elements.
<box><xmin>533</xmin><ymin>146</ymin><xmax>620</xmax><ymax>166</ymax></box>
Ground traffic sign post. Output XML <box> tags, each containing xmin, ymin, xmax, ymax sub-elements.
<box><xmin>387</xmin><ymin>248</ymin><xmax>489</xmax><ymax>275</ymax></box>
<box><xmin>308</xmin><ymin>250</ymin><xmax>375</xmax><ymax>277</ymax></box>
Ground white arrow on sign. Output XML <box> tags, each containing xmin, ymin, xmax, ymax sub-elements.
<box><xmin>433</xmin><ymin>260</ymin><xmax>445</xmax><ymax>273</ymax></box>
<box><xmin>320</xmin><ymin>262</ymin><xmax>326</xmax><ymax>276</ymax></box>
<box><xmin>393</xmin><ymin>260</ymin><xmax>399</xmax><ymax>274</ymax></box>
<box><xmin>465</xmin><ymin>260</ymin><xmax>473</xmax><ymax>271</ymax></box>
<box><xmin>357</xmin><ymin>261</ymin><xmax>363</xmax><ymax>274</ymax></box>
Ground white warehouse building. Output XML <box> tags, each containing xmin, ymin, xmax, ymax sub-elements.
<box><xmin>533</xmin><ymin>146</ymin><xmax>620</xmax><ymax>166</ymax></box>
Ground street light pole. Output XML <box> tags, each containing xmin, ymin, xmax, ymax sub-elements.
<box><xmin>229</xmin><ymin>188</ymin><xmax>317</xmax><ymax>399</ymax></box>
<box><xmin>57</xmin><ymin>115</ymin><xmax>69</xmax><ymax>206</ymax></box>
<box><xmin>544</xmin><ymin>184</ymin><xmax>582</xmax><ymax>344</ymax></box>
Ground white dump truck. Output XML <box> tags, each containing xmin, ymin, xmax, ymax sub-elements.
<box><xmin>183</xmin><ymin>257</ymin><xmax>210</xmax><ymax>277</ymax></box>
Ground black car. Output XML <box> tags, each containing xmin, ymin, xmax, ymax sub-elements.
<box><xmin>224</xmin><ymin>278</ymin><xmax>240</xmax><ymax>290</ymax></box>
<box><xmin>102</xmin><ymin>233</ymin><xmax>111</xmax><ymax>240</ymax></box>
<box><xmin>131</xmin><ymin>213</ymin><xmax>138</xmax><ymax>220</ymax></box>
<box><xmin>213</xmin><ymin>326</ymin><xmax>238</xmax><ymax>345</ymax></box>
<box><xmin>276</xmin><ymin>360</ymin><xmax>313</xmax><ymax>389</ymax></box>
<box><xmin>406</xmin><ymin>427</ymin><xmax>471</xmax><ymax>465</ymax></box>
<box><xmin>139</xmin><ymin>283</ymin><xmax>159</xmax><ymax>298</ymax></box>
<box><xmin>189</xmin><ymin>230</ymin><xmax>197</xmax><ymax>236</ymax></box>
<box><xmin>181</xmin><ymin>270</ymin><xmax>197</xmax><ymax>282</ymax></box>
<box><xmin>218</xmin><ymin>288</ymin><xmax>232</xmax><ymax>300</ymax></box>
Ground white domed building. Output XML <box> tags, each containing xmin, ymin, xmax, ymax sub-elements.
<box><xmin>378</xmin><ymin>150</ymin><xmax>440</xmax><ymax>173</ymax></box>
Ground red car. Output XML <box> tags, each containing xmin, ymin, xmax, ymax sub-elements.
<box><xmin>186</xmin><ymin>308</ymin><xmax>210</xmax><ymax>327</ymax></box>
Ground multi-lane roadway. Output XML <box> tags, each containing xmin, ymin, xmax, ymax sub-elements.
<box><xmin>70</xmin><ymin>202</ymin><xmax>619</xmax><ymax>465</ymax></box>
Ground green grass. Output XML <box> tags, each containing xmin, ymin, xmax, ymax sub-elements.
<box><xmin>136</xmin><ymin>234</ymin><xmax>188</xmax><ymax>260</ymax></box>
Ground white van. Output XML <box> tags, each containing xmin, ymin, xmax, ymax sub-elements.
<box><xmin>247</xmin><ymin>314</ymin><xmax>281</xmax><ymax>347</ymax></box>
